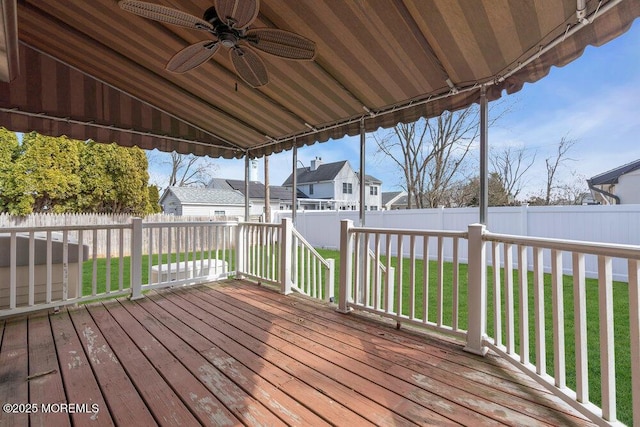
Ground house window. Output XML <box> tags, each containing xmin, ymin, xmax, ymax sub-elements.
<box><xmin>309</xmin><ymin>184</ymin><xmax>314</xmax><ymax>195</ymax></box>
<box><xmin>371</xmin><ymin>206</ymin><xmax>378</xmax><ymax>211</ymax></box>
<box><xmin>342</xmin><ymin>183</ymin><xmax>353</xmax><ymax>194</ymax></box>
<box><xmin>370</xmin><ymin>186</ymin><xmax>378</xmax><ymax>195</ymax></box>
<box><xmin>214</xmin><ymin>210</ymin><xmax>226</xmax><ymax>215</ymax></box>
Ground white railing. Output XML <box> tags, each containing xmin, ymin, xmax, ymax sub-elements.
<box><xmin>290</xmin><ymin>227</ymin><xmax>334</xmax><ymax>301</ymax></box>
<box><xmin>339</xmin><ymin>220</ymin><xmax>640</xmax><ymax>426</ymax></box>
<box><xmin>481</xmin><ymin>229</ymin><xmax>640</xmax><ymax>426</ymax></box>
<box><xmin>237</xmin><ymin>218</ymin><xmax>335</xmax><ymax>302</ymax></box>
<box><xmin>137</xmin><ymin>221</ymin><xmax>237</xmax><ymax>295</ymax></box>
<box><xmin>0</xmin><ymin>223</ymin><xmax>133</xmax><ymax>317</ymax></box>
<box><xmin>338</xmin><ymin>219</ymin><xmax>467</xmax><ymax>339</ymax></box>
<box><xmin>2</xmin><ymin>217</ymin><xmax>333</xmax><ymax>318</ymax></box>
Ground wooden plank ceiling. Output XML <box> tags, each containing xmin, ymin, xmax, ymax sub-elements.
<box><xmin>0</xmin><ymin>0</ymin><xmax>638</xmax><ymax>159</ymax></box>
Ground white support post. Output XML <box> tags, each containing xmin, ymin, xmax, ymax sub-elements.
<box><xmin>280</xmin><ymin>217</ymin><xmax>293</xmax><ymax>295</ymax></box>
<box><xmin>338</xmin><ymin>219</ymin><xmax>354</xmax><ymax>313</ymax></box>
<box><xmin>130</xmin><ymin>217</ymin><xmax>143</xmax><ymax>300</ymax></box>
<box><xmin>464</xmin><ymin>223</ymin><xmax>488</xmax><ymax>356</ymax></box>
<box><xmin>235</xmin><ymin>222</ymin><xmax>245</xmax><ymax>279</ymax></box>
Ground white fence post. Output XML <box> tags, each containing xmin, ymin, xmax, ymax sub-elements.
<box><xmin>280</xmin><ymin>217</ymin><xmax>293</xmax><ymax>295</ymax></box>
<box><xmin>338</xmin><ymin>219</ymin><xmax>354</xmax><ymax>313</ymax></box>
<box><xmin>464</xmin><ymin>223</ymin><xmax>488</xmax><ymax>355</ymax></box>
<box><xmin>130</xmin><ymin>218</ymin><xmax>143</xmax><ymax>300</ymax></box>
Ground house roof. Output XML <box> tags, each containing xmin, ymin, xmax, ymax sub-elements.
<box><xmin>382</xmin><ymin>191</ymin><xmax>408</xmax><ymax>207</ymax></box>
<box><xmin>162</xmin><ymin>187</ymin><xmax>245</xmax><ymax>206</ymax></box>
<box><xmin>282</xmin><ymin>161</ymin><xmax>348</xmax><ymax>186</ymax></box>
<box><xmin>589</xmin><ymin>159</ymin><xmax>640</xmax><ymax>185</ymax></box>
<box><xmin>2</xmin><ymin>1</ymin><xmax>637</xmax><ymax>160</ymax></box>
<box><xmin>209</xmin><ymin>178</ymin><xmax>304</xmax><ymax>200</ymax></box>
<box><xmin>355</xmin><ymin>172</ymin><xmax>382</xmax><ymax>185</ymax></box>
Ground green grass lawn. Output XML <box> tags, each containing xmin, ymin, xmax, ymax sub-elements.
<box><xmin>81</xmin><ymin>247</ymin><xmax>633</xmax><ymax>425</ymax></box>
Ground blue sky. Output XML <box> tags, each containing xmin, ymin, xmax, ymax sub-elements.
<box><xmin>153</xmin><ymin>20</ymin><xmax>638</xmax><ymax>196</ymax></box>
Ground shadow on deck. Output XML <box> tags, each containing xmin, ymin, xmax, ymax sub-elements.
<box><xmin>0</xmin><ymin>279</ymin><xmax>594</xmax><ymax>426</ymax></box>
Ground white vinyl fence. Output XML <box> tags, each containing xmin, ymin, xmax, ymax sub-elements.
<box><xmin>275</xmin><ymin>204</ymin><xmax>640</xmax><ymax>281</ymax></box>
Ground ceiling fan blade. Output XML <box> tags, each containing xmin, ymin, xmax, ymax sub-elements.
<box><xmin>214</xmin><ymin>0</ymin><xmax>260</xmax><ymax>29</ymax></box>
<box><xmin>245</xmin><ymin>28</ymin><xmax>316</xmax><ymax>60</ymax></box>
<box><xmin>119</xmin><ymin>1</ymin><xmax>212</xmax><ymax>31</ymax></box>
<box><xmin>166</xmin><ymin>41</ymin><xmax>220</xmax><ymax>73</ymax></box>
<box><xmin>230</xmin><ymin>47</ymin><xmax>268</xmax><ymax>88</ymax></box>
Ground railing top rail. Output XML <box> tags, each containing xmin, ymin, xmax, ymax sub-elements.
<box><xmin>142</xmin><ymin>220</ymin><xmax>238</xmax><ymax>228</ymax></box>
<box><xmin>484</xmin><ymin>230</ymin><xmax>640</xmax><ymax>260</ymax></box>
<box><xmin>0</xmin><ymin>223</ymin><xmax>132</xmax><ymax>233</ymax></box>
<box><xmin>291</xmin><ymin>227</ymin><xmax>331</xmax><ymax>268</ymax></box>
<box><xmin>349</xmin><ymin>226</ymin><xmax>467</xmax><ymax>240</ymax></box>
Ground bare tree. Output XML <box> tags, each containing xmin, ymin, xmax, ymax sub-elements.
<box><xmin>374</xmin><ymin>106</ymin><xmax>482</xmax><ymax>208</ymax></box>
<box><xmin>149</xmin><ymin>151</ymin><xmax>217</xmax><ymax>190</ymax></box>
<box><xmin>375</xmin><ymin>101</ymin><xmax>510</xmax><ymax>208</ymax></box>
<box><xmin>544</xmin><ymin>136</ymin><xmax>578</xmax><ymax>205</ymax></box>
<box><xmin>490</xmin><ymin>146</ymin><xmax>536</xmax><ymax>202</ymax></box>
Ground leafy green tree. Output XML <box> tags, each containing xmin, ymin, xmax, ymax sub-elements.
<box><xmin>15</xmin><ymin>132</ymin><xmax>82</xmax><ymax>213</ymax></box>
<box><xmin>0</xmin><ymin>128</ymin><xmax>32</xmax><ymax>214</ymax></box>
<box><xmin>78</xmin><ymin>141</ymin><xmax>154</xmax><ymax>215</ymax></box>
<box><xmin>0</xmin><ymin>131</ymin><xmax>158</xmax><ymax>215</ymax></box>
<box><xmin>147</xmin><ymin>185</ymin><xmax>162</xmax><ymax>213</ymax></box>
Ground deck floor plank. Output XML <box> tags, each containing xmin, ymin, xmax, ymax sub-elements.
<box><xmin>82</xmin><ymin>304</ymin><xmax>200</xmax><ymax>426</ymax></box>
<box><xmin>0</xmin><ymin>280</ymin><xmax>598</xmax><ymax>426</ymax></box>
<box><xmin>107</xmin><ymin>298</ymin><xmax>273</xmax><ymax>426</ymax></box>
<box><xmin>27</xmin><ymin>313</ymin><xmax>70</xmax><ymax>427</ymax></box>
<box><xmin>0</xmin><ymin>316</ymin><xmax>29</xmax><ymax>427</ymax></box>
<box><xmin>171</xmin><ymin>286</ymin><xmax>471</xmax><ymax>426</ymax></box>
<box><xmin>224</xmin><ymin>283</ymin><xmax>592</xmax><ymax>426</ymax></box>
<box><xmin>211</xmin><ymin>285</ymin><xmax>566</xmax><ymax>426</ymax></box>
<box><xmin>191</xmin><ymin>285</ymin><xmax>550</xmax><ymax>426</ymax></box>
<box><xmin>130</xmin><ymin>294</ymin><xmax>330</xmax><ymax>427</ymax></box>
<box><xmin>147</xmin><ymin>290</ymin><xmax>379</xmax><ymax>426</ymax></box>
<box><xmin>49</xmin><ymin>310</ymin><xmax>114</xmax><ymax>427</ymax></box>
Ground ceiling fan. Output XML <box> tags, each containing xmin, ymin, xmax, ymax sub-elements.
<box><xmin>118</xmin><ymin>0</ymin><xmax>316</xmax><ymax>87</ymax></box>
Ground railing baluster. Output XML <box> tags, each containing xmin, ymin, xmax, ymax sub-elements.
<box><xmin>492</xmin><ymin>242</ymin><xmax>502</xmax><ymax>347</ymax></box>
<box><xmin>92</xmin><ymin>229</ymin><xmax>98</xmax><ymax>295</ymax></box>
<box><xmin>77</xmin><ymin>230</ymin><xmax>83</xmax><ymax>298</ymax></box>
<box><xmin>363</xmin><ymin>233</ymin><xmax>371</xmax><ymax>307</ymax></box>
<box><xmin>28</xmin><ymin>231</ymin><xmax>35</xmax><ymax>306</ymax></box>
<box><xmin>437</xmin><ymin>236</ymin><xmax>444</xmax><ymax>327</ymax></box>
<box><xmin>374</xmin><ymin>233</ymin><xmax>381</xmax><ymax>310</ymax></box>
<box><xmin>518</xmin><ymin>244</ymin><xmax>529</xmax><ymax>365</ymax></box>
<box><xmin>9</xmin><ymin>232</ymin><xmax>16</xmax><ymax>309</ymax></box>
<box><xmin>504</xmin><ymin>243</ymin><xmax>514</xmax><ymax>354</ymax></box>
<box><xmin>533</xmin><ymin>247</ymin><xmax>545</xmax><ymax>375</ymax></box>
<box><xmin>551</xmin><ymin>249</ymin><xmax>565</xmax><ymax>388</ymax></box>
<box><xmin>573</xmin><ymin>252</ymin><xmax>588</xmax><ymax>403</ymax></box>
<box><xmin>423</xmin><ymin>236</ymin><xmax>429</xmax><ymax>324</ymax></box>
<box><xmin>452</xmin><ymin>237</ymin><xmax>459</xmax><ymax>331</ymax></box>
<box><xmin>46</xmin><ymin>231</ymin><xmax>52</xmax><ymax>304</ymax></box>
<box><xmin>353</xmin><ymin>231</ymin><xmax>361</xmax><ymax>304</ymax></box>
<box><xmin>119</xmin><ymin>228</ymin><xmax>124</xmax><ymax>291</ymax></box>
<box><xmin>396</xmin><ymin>234</ymin><xmax>404</xmax><ymax>318</ymax></box>
<box><xmin>385</xmin><ymin>233</ymin><xmax>392</xmax><ymax>313</ymax></box>
<box><xmin>629</xmin><ymin>259</ymin><xmax>640</xmax><ymax>427</ymax></box>
<box><xmin>598</xmin><ymin>255</ymin><xmax>616</xmax><ymax>422</ymax></box>
<box><xmin>106</xmin><ymin>229</ymin><xmax>112</xmax><ymax>293</ymax></box>
<box><xmin>62</xmin><ymin>231</ymin><xmax>69</xmax><ymax>301</ymax></box>
<box><xmin>409</xmin><ymin>234</ymin><xmax>416</xmax><ymax>319</ymax></box>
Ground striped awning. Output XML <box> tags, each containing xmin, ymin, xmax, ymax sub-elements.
<box><xmin>1</xmin><ymin>0</ymin><xmax>638</xmax><ymax>159</ymax></box>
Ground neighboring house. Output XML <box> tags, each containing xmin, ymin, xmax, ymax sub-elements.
<box><xmin>382</xmin><ymin>191</ymin><xmax>408</xmax><ymax>210</ymax></box>
<box><xmin>208</xmin><ymin>178</ymin><xmax>306</xmax><ymax>220</ymax></box>
<box><xmin>587</xmin><ymin>159</ymin><xmax>640</xmax><ymax>204</ymax></box>
<box><xmin>159</xmin><ymin>187</ymin><xmax>245</xmax><ymax>217</ymax></box>
<box><xmin>282</xmin><ymin>157</ymin><xmax>383</xmax><ymax>211</ymax></box>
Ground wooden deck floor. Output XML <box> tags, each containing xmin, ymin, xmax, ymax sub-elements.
<box><xmin>0</xmin><ymin>279</ymin><xmax>595</xmax><ymax>426</ymax></box>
